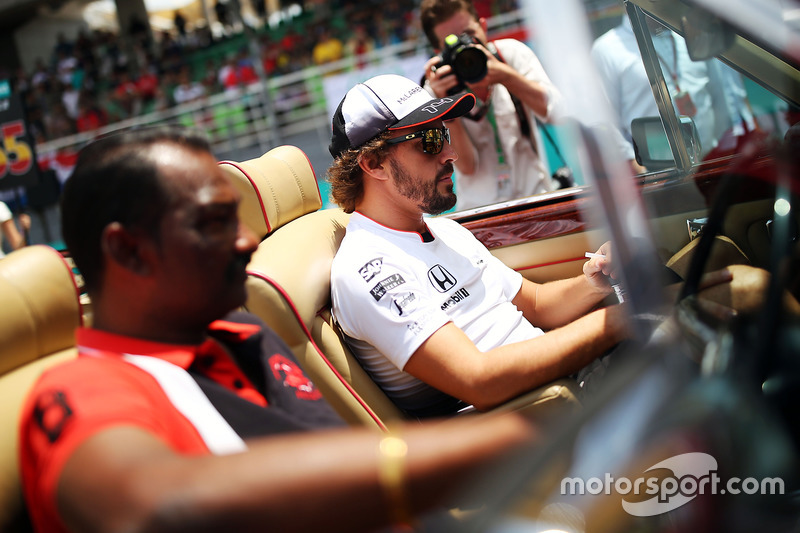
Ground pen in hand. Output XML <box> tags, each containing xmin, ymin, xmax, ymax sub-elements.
<box><xmin>585</xmin><ymin>252</ymin><xmax>625</xmax><ymax>302</ymax></box>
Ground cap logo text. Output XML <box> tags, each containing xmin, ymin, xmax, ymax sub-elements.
<box><xmin>396</xmin><ymin>86</ymin><xmax>425</xmax><ymax>104</ymax></box>
<box><xmin>421</xmin><ymin>98</ymin><xmax>454</xmax><ymax>115</ymax></box>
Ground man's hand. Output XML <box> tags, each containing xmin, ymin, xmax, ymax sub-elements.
<box><xmin>424</xmin><ymin>56</ymin><xmax>462</xmax><ymax>99</ymax></box>
<box><xmin>583</xmin><ymin>241</ymin><xmax>617</xmax><ymax>293</ymax></box>
<box><xmin>465</xmin><ymin>43</ymin><xmax>513</xmax><ymax>94</ymax></box>
<box><xmin>18</xmin><ymin>213</ymin><xmax>31</xmax><ymax>232</ymax></box>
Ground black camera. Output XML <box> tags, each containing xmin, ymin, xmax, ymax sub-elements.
<box><xmin>436</xmin><ymin>33</ymin><xmax>488</xmax><ymax>94</ymax></box>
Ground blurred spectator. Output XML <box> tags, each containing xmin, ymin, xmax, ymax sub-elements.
<box><xmin>277</xmin><ymin>27</ymin><xmax>307</xmax><ymax>73</ymax></box>
<box><xmin>201</xmin><ymin>58</ymin><xmax>222</xmax><ymax>94</ymax></box>
<box><xmin>135</xmin><ymin>62</ymin><xmax>160</xmax><ymax>109</ymax></box>
<box><xmin>173</xmin><ymin>66</ymin><xmax>206</xmax><ymax>104</ymax></box>
<box><xmin>11</xmin><ymin>66</ymin><xmax>29</xmax><ymax>95</ymax></box>
<box><xmin>54</xmin><ymin>48</ymin><xmax>78</xmax><ymax>86</ymax></box>
<box><xmin>157</xmin><ymin>31</ymin><xmax>183</xmax><ymax>71</ymax></box>
<box><xmin>53</xmin><ymin>32</ymin><xmax>72</xmax><ymax>57</ymax></box>
<box><xmin>215</xmin><ymin>1</ymin><xmax>233</xmax><ymax>33</ymax></box>
<box><xmin>23</xmin><ymin>101</ymin><xmax>47</xmax><ymax>144</ymax></box>
<box><xmin>148</xmin><ymin>77</ymin><xmax>175</xmax><ymax>113</ymax></box>
<box><xmin>0</xmin><ymin>201</ymin><xmax>30</xmax><ymax>258</ymax></box>
<box><xmin>74</xmin><ymin>29</ymin><xmax>94</xmax><ymax>60</ymax></box>
<box><xmin>382</xmin><ymin>0</ymin><xmax>412</xmax><ymax>43</ymax></box>
<box><xmin>110</xmin><ymin>68</ymin><xmax>140</xmax><ymax>118</ymax></box>
<box><xmin>30</xmin><ymin>59</ymin><xmax>50</xmax><ymax>88</ymax></box>
<box><xmin>174</xmin><ymin>10</ymin><xmax>187</xmax><ymax>41</ymax></box>
<box><xmin>190</xmin><ymin>23</ymin><xmax>215</xmax><ymax>49</ymax></box>
<box><xmin>219</xmin><ymin>50</ymin><xmax>259</xmax><ymax>96</ymax></box>
<box><xmin>218</xmin><ymin>54</ymin><xmax>237</xmax><ymax>91</ymax></box>
<box><xmin>60</xmin><ymin>81</ymin><xmax>80</xmax><ymax>120</ymax></box>
<box><xmin>312</xmin><ymin>27</ymin><xmax>344</xmax><ymax>66</ymax></box>
<box><xmin>260</xmin><ymin>38</ymin><xmax>283</xmax><ymax>75</ymax></box>
<box><xmin>44</xmin><ymin>101</ymin><xmax>76</xmax><ymax>139</ymax></box>
<box><xmin>75</xmin><ymin>90</ymin><xmax>108</xmax><ymax>133</ymax></box>
<box><xmin>127</xmin><ymin>13</ymin><xmax>151</xmax><ymax>49</ymax></box>
<box><xmin>235</xmin><ymin>50</ymin><xmax>259</xmax><ymax>84</ymax></box>
<box><xmin>280</xmin><ymin>26</ymin><xmax>303</xmax><ymax>53</ymax></box>
<box><xmin>375</xmin><ymin>16</ymin><xmax>404</xmax><ymax>48</ymax></box>
<box><xmin>345</xmin><ymin>24</ymin><xmax>375</xmax><ymax>69</ymax></box>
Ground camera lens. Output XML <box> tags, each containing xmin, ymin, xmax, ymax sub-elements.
<box><xmin>453</xmin><ymin>46</ymin><xmax>487</xmax><ymax>83</ymax></box>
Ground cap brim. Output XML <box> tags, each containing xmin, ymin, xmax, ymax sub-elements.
<box><xmin>389</xmin><ymin>92</ymin><xmax>476</xmax><ymax>131</ymax></box>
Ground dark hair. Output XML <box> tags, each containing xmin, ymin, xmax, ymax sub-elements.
<box><xmin>420</xmin><ymin>0</ymin><xmax>479</xmax><ymax>50</ymax></box>
<box><xmin>61</xmin><ymin>126</ymin><xmax>211</xmax><ymax>293</ymax></box>
<box><xmin>326</xmin><ymin>131</ymin><xmax>390</xmax><ymax>213</ymax></box>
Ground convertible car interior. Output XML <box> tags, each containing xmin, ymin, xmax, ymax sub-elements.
<box><xmin>2</xmin><ymin>0</ymin><xmax>798</xmax><ymax>530</ymax></box>
<box><xmin>219</xmin><ymin>146</ymin><xmax>583</xmax><ymax>429</ymax></box>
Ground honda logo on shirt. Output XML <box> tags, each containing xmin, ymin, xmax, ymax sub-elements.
<box><xmin>428</xmin><ymin>264</ymin><xmax>457</xmax><ymax>292</ymax></box>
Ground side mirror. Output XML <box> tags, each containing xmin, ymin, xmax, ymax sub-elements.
<box><xmin>631</xmin><ymin>116</ymin><xmax>701</xmax><ymax>171</ymax></box>
<box><xmin>681</xmin><ymin>9</ymin><xmax>736</xmax><ymax>61</ymax></box>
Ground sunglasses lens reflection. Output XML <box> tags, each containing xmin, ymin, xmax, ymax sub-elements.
<box><xmin>422</xmin><ymin>128</ymin><xmax>449</xmax><ymax>154</ymax></box>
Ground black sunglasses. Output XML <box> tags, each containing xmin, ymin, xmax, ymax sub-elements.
<box><xmin>386</xmin><ymin>127</ymin><xmax>451</xmax><ymax>155</ymax></box>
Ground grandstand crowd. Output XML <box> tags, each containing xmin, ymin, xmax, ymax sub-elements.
<box><xmin>5</xmin><ymin>0</ymin><xmax>518</xmax><ymax>145</ymax></box>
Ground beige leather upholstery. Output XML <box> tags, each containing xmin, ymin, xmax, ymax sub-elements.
<box><xmin>0</xmin><ymin>245</ymin><xmax>82</xmax><ymax>531</ymax></box>
<box><xmin>221</xmin><ymin>147</ymin><xmax>396</xmax><ymax>429</ymax></box>
<box><xmin>245</xmin><ymin>208</ymin><xmax>405</xmax><ymax>429</ymax></box>
<box><xmin>219</xmin><ymin>145</ymin><xmax>323</xmax><ymax>237</ymax></box>
<box><xmin>224</xmin><ymin>146</ymin><xmax>580</xmax><ymax>430</ymax></box>
<box><xmin>666</xmin><ymin>234</ymin><xmax>751</xmax><ymax>279</ymax></box>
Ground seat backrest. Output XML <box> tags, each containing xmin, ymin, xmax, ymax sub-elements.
<box><xmin>219</xmin><ymin>145</ymin><xmax>324</xmax><ymax>237</ymax></box>
<box><xmin>0</xmin><ymin>245</ymin><xmax>83</xmax><ymax>531</ymax></box>
<box><xmin>220</xmin><ymin>147</ymin><xmax>403</xmax><ymax>430</ymax></box>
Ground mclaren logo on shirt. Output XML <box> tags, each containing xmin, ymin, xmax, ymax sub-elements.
<box><xmin>370</xmin><ymin>273</ymin><xmax>406</xmax><ymax>301</ymax></box>
<box><xmin>358</xmin><ymin>257</ymin><xmax>383</xmax><ymax>282</ymax></box>
<box><xmin>428</xmin><ymin>264</ymin><xmax>456</xmax><ymax>293</ymax></box>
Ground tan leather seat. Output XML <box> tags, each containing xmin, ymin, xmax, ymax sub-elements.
<box><xmin>221</xmin><ymin>147</ymin><xmax>396</xmax><ymax>429</ymax></box>
<box><xmin>221</xmin><ymin>147</ymin><xmax>580</xmax><ymax>430</ymax></box>
<box><xmin>0</xmin><ymin>245</ymin><xmax>83</xmax><ymax>532</ymax></box>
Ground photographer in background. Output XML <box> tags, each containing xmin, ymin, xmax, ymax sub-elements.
<box><xmin>420</xmin><ymin>0</ymin><xmax>564</xmax><ymax>211</ymax></box>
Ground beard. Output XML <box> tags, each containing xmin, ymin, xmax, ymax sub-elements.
<box><xmin>389</xmin><ymin>158</ymin><xmax>457</xmax><ymax>215</ymax></box>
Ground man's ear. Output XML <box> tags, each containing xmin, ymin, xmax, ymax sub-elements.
<box><xmin>101</xmin><ymin>222</ymin><xmax>153</xmax><ymax>276</ymax></box>
<box><xmin>357</xmin><ymin>152</ymin><xmax>390</xmax><ymax>182</ymax></box>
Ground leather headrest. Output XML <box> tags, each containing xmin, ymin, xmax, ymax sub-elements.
<box><xmin>0</xmin><ymin>245</ymin><xmax>82</xmax><ymax>376</ymax></box>
<box><xmin>219</xmin><ymin>145</ymin><xmax>323</xmax><ymax>240</ymax></box>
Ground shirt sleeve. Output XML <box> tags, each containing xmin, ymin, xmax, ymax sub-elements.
<box><xmin>0</xmin><ymin>201</ymin><xmax>12</xmax><ymax>223</ymax></box>
<box><xmin>19</xmin><ymin>358</ymin><xmax>208</xmax><ymax>531</ymax></box>
<box><xmin>332</xmin><ymin>252</ymin><xmax>451</xmax><ymax>371</ymax></box>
